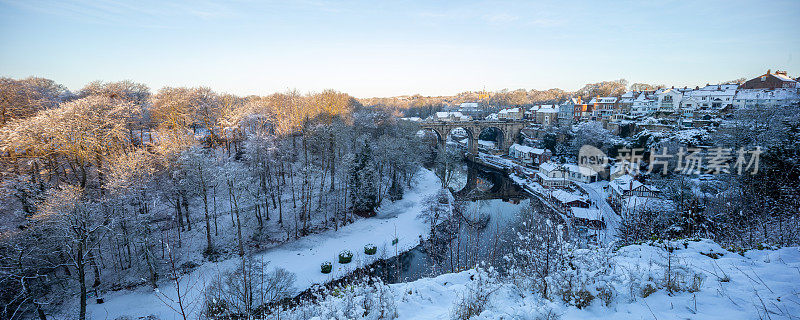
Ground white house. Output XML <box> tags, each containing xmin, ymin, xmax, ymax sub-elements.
<box><xmin>497</xmin><ymin>107</ymin><xmax>524</xmax><ymax>121</ymax></box>
<box><xmin>682</xmin><ymin>84</ymin><xmax>738</xmax><ymax>112</ymax></box>
<box><xmin>678</xmin><ymin>96</ymin><xmax>701</xmax><ymax>119</ymax></box>
<box><xmin>631</xmin><ymin>92</ymin><xmax>657</xmax><ymax>117</ymax></box>
<box><xmin>456</xmin><ymin>102</ymin><xmax>484</xmax><ymax>119</ymax></box>
<box><xmin>656</xmin><ymin>88</ymin><xmax>683</xmax><ymax>113</ymax></box>
<box><xmin>509</xmin><ymin>143</ymin><xmax>552</xmax><ymax>166</ymax></box>
<box><xmin>536</xmin><ymin>162</ymin><xmax>599</xmax><ymax>186</ymax></box>
<box><xmin>733</xmin><ymin>88</ymin><xmax>800</xmax><ymax>109</ymax></box>
<box><xmin>608</xmin><ymin>174</ymin><xmax>660</xmax><ymax>207</ymax></box>
<box><xmin>563</xmin><ymin>164</ymin><xmax>599</xmax><ymax>183</ymax></box>
<box><xmin>536</xmin><ymin>162</ymin><xmax>570</xmax><ymax>187</ymax></box>
<box><xmin>433</xmin><ymin>111</ymin><xmax>472</xmax><ymax>122</ymax></box>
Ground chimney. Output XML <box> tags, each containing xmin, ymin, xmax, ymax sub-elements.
<box><xmin>776</xmin><ymin>70</ymin><xmax>788</xmax><ymax>76</ymax></box>
<box><xmin>767</xmin><ymin>69</ymin><xmax>771</xmax><ymax>75</ymax></box>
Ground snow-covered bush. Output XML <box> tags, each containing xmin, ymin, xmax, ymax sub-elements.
<box><xmin>280</xmin><ymin>277</ymin><xmax>397</xmax><ymax>320</ymax></box>
<box><xmin>449</xmin><ymin>268</ymin><xmax>500</xmax><ymax>320</ymax></box>
<box><xmin>339</xmin><ymin>250</ymin><xmax>353</xmax><ymax>264</ymax></box>
<box><xmin>548</xmin><ymin>246</ymin><xmax>618</xmax><ymax>309</ymax></box>
<box><xmin>364</xmin><ymin>244</ymin><xmax>377</xmax><ymax>255</ymax></box>
<box><xmin>321</xmin><ymin>261</ymin><xmax>332</xmax><ymax>274</ymax></box>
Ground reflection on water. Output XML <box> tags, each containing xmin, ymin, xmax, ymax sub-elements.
<box><xmin>375</xmin><ymin>162</ymin><xmax>532</xmax><ymax>284</ymax></box>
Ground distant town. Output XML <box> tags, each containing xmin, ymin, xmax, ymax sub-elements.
<box><xmin>412</xmin><ymin>69</ymin><xmax>798</xmax><ymax>133</ymax></box>
<box><xmin>397</xmin><ymin>70</ymin><xmax>799</xmax><ymax>237</ymax></box>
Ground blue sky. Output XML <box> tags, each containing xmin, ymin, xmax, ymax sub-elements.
<box><xmin>1</xmin><ymin>0</ymin><xmax>799</xmax><ymax>98</ymax></box>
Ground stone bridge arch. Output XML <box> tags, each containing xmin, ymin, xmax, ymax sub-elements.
<box><xmin>418</xmin><ymin>120</ymin><xmax>526</xmax><ymax>156</ymax></box>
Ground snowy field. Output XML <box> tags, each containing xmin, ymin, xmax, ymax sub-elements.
<box><xmin>79</xmin><ymin>169</ymin><xmax>443</xmax><ymax>320</ymax></box>
<box><xmin>303</xmin><ymin>239</ymin><xmax>800</xmax><ymax>320</ymax></box>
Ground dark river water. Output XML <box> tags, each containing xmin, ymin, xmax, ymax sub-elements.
<box><xmin>374</xmin><ymin>161</ymin><xmax>535</xmax><ymax>283</ymax></box>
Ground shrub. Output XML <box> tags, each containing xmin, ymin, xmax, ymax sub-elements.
<box><xmin>339</xmin><ymin>250</ymin><xmax>353</xmax><ymax>264</ymax></box>
<box><xmin>364</xmin><ymin>244</ymin><xmax>377</xmax><ymax>255</ymax></box>
<box><xmin>596</xmin><ymin>285</ymin><xmax>614</xmax><ymax>306</ymax></box>
<box><xmin>574</xmin><ymin>289</ymin><xmax>595</xmax><ymax>309</ymax></box>
<box><xmin>688</xmin><ymin>273</ymin><xmax>705</xmax><ymax>293</ymax></box>
<box><xmin>641</xmin><ymin>283</ymin><xmax>658</xmax><ymax>298</ymax></box>
<box><xmin>321</xmin><ymin>261</ymin><xmax>332</xmax><ymax>274</ymax></box>
<box><xmin>700</xmin><ymin>251</ymin><xmax>723</xmax><ymax>259</ymax></box>
<box><xmin>449</xmin><ymin>270</ymin><xmax>498</xmax><ymax>320</ymax></box>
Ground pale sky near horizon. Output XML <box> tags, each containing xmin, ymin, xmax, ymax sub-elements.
<box><xmin>1</xmin><ymin>0</ymin><xmax>799</xmax><ymax>98</ymax></box>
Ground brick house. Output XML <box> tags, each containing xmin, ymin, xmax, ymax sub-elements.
<box><xmin>740</xmin><ymin>70</ymin><xmax>798</xmax><ymax>90</ymax></box>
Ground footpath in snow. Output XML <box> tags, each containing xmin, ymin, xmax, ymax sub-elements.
<box><xmin>85</xmin><ymin>169</ymin><xmax>443</xmax><ymax>320</ymax></box>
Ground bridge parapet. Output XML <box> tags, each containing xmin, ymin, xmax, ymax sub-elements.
<box><xmin>418</xmin><ymin>120</ymin><xmax>527</xmax><ymax>155</ymax></box>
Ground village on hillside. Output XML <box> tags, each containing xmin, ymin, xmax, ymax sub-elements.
<box><xmin>405</xmin><ymin>70</ymin><xmax>798</xmax><ymax>243</ymax></box>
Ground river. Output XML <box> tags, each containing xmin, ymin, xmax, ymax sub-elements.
<box><xmin>371</xmin><ymin>161</ymin><xmax>547</xmax><ymax>284</ymax></box>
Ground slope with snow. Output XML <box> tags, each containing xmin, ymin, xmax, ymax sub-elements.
<box><xmin>301</xmin><ymin>239</ymin><xmax>800</xmax><ymax>320</ymax></box>
<box><xmin>80</xmin><ymin>169</ymin><xmax>443</xmax><ymax>320</ymax></box>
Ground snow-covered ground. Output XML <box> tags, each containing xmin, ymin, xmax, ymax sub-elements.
<box><xmin>82</xmin><ymin>169</ymin><xmax>443</xmax><ymax>320</ymax></box>
<box><xmin>302</xmin><ymin>239</ymin><xmax>800</xmax><ymax>320</ymax></box>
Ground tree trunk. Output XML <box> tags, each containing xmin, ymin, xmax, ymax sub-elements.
<box><xmin>202</xmin><ymin>187</ymin><xmax>213</xmax><ymax>253</ymax></box>
<box><xmin>77</xmin><ymin>245</ymin><xmax>87</xmax><ymax>320</ymax></box>
<box><xmin>181</xmin><ymin>193</ymin><xmax>191</xmax><ymax>231</ymax></box>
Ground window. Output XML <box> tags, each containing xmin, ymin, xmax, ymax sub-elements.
<box><xmin>761</xmin><ymin>76</ymin><xmax>766</xmax><ymax>82</ymax></box>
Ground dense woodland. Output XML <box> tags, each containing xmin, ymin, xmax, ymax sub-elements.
<box><xmin>0</xmin><ymin>77</ymin><xmax>427</xmax><ymax>320</ymax></box>
<box><xmin>359</xmin><ymin>79</ymin><xmax>632</xmax><ymax>116</ymax></box>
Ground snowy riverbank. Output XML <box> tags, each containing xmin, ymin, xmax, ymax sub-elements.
<box><xmin>81</xmin><ymin>169</ymin><xmax>443</xmax><ymax>320</ymax></box>
<box><xmin>296</xmin><ymin>239</ymin><xmax>800</xmax><ymax>319</ymax></box>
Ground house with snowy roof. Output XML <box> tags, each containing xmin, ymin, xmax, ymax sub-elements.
<box><xmin>656</xmin><ymin>88</ymin><xmax>683</xmax><ymax>113</ymax></box>
<box><xmin>535</xmin><ymin>106</ymin><xmax>559</xmax><ymax>127</ymax></box>
<box><xmin>681</xmin><ymin>84</ymin><xmax>737</xmax><ymax>114</ymax></box>
<box><xmin>571</xmin><ymin>207</ymin><xmax>605</xmax><ymax>229</ymax></box>
<box><xmin>589</xmin><ymin>96</ymin><xmax>619</xmax><ymax>121</ymax></box>
<box><xmin>572</xmin><ymin>100</ymin><xmax>594</xmax><ymax>122</ymax></box>
<box><xmin>537</xmin><ymin>161</ymin><xmax>601</xmax><ymax>186</ymax></box>
<box><xmin>558</xmin><ymin>98</ymin><xmax>580</xmax><ymax>125</ymax></box>
<box><xmin>432</xmin><ymin>111</ymin><xmax>472</xmax><ymax>122</ymax></box>
<box><xmin>740</xmin><ymin>70</ymin><xmax>798</xmax><ymax>90</ymax></box>
<box><xmin>733</xmin><ymin>88</ymin><xmax>800</xmax><ymax>109</ymax></box>
<box><xmin>620</xmin><ymin>91</ymin><xmax>636</xmax><ymax>106</ymax></box>
<box><xmin>608</xmin><ymin>174</ymin><xmax>660</xmax><ymax>208</ymax></box>
<box><xmin>549</xmin><ymin>189</ymin><xmax>591</xmax><ymax>211</ymax></box>
<box><xmin>536</xmin><ymin>162</ymin><xmax>571</xmax><ymax>187</ymax></box>
<box><xmin>618</xmin><ymin>91</ymin><xmax>638</xmax><ymax>115</ymax></box>
<box><xmin>497</xmin><ymin>107</ymin><xmax>524</xmax><ymax>121</ymax></box>
<box><xmin>508</xmin><ymin>143</ymin><xmax>552</xmax><ymax>167</ymax></box>
<box><xmin>562</xmin><ymin>163</ymin><xmax>600</xmax><ymax>183</ymax></box>
<box><xmin>631</xmin><ymin>91</ymin><xmax>657</xmax><ymax>117</ymax></box>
